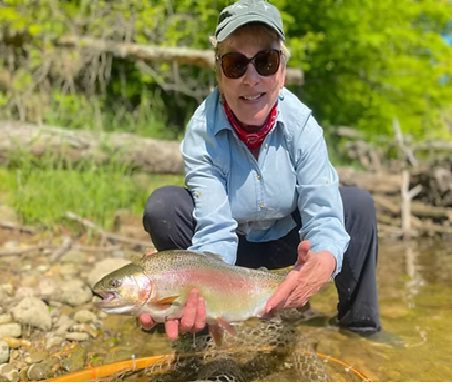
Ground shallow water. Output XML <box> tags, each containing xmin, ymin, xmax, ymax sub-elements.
<box><xmin>96</xmin><ymin>238</ymin><xmax>452</xmax><ymax>381</ymax></box>
<box><xmin>2</xmin><ymin>233</ymin><xmax>450</xmax><ymax>381</ymax></box>
<box><xmin>308</xmin><ymin>238</ymin><xmax>452</xmax><ymax>381</ymax></box>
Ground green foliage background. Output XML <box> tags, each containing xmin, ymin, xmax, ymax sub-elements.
<box><xmin>0</xmin><ymin>0</ymin><xmax>450</xmax><ymax>228</ymax></box>
<box><xmin>0</xmin><ymin>0</ymin><xmax>451</xmax><ymax>141</ymax></box>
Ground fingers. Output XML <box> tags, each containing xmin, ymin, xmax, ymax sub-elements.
<box><xmin>264</xmin><ymin>269</ymin><xmax>300</xmax><ymax>313</ymax></box>
<box><xmin>163</xmin><ymin>288</ymin><xmax>206</xmax><ymax>340</ymax></box>
<box><xmin>180</xmin><ymin>288</ymin><xmax>206</xmax><ymax>333</ymax></box>
<box><xmin>180</xmin><ymin>288</ymin><xmax>200</xmax><ymax>331</ymax></box>
<box><xmin>297</xmin><ymin>240</ymin><xmax>311</xmax><ymax>265</ymax></box>
<box><xmin>194</xmin><ymin>297</ymin><xmax>207</xmax><ymax>331</ymax></box>
<box><xmin>139</xmin><ymin>312</ymin><xmax>156</xmax><ymax>331</ymax></box>
<box><xmin>165</xmin><ymin>318</ymin><xmax>180</xmax><ymax>341</ymax></box>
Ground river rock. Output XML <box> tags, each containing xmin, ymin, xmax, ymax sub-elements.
<box><xmin>26</xmin><ymin>350</ymin><xmax>48</xmax><ymax>364</ymax></box>
<box><xmin>40</xmin><ymin>277</ymin><xmax>92</xmax><ymax>306</ymax></box>
<box><xmin>73</xmin><ymin>309</ymin><xmax>97</xmax><ymax>323</ymax></box>
<box><xmin>27</xmin><ymin>361</ymin><xmax>52</xmax><ymax>381</ymax></box>
<box><xmin>0</xmin><ymin>284</ymin><xmax>13</xmax><ymax>295</ymax></box>
<box><xmin>65</xmin><ymin>331</ymin><xmax>90</xmax><ymax>341</ymax></box>
<box><xmin>0</xmin><ymin>363</ymin><xmax>19</xmax><ymax>382</ymax></box>
<box><xmin>88</xmin><ymin>258</ymin><xmax>130</xmax><ymax>288</ymax></box>
<box><xmin>53</xmin><ymin>279</ymin><xmax>92</xmax><ymax>306</ymax></box>
<box><xmin>0</xmin><ymin>341</ymin><xmax>9</xmax><ymax>364</ymax></box>
<box><xmin>61</xmin><ymin>346</ymin><xmax>86</xmax><ymax>372</ymax></box>
<box><xmin>11</xmin><ymin>297</ymin><xmax>52</xmax><ymax>331</ymax></box>
<box><xmin>0</xmin><ymin>323</ymin><xmax>21</xmax><ymax>338</ymax></box>
<box><xmin>46</xmin><ymin>335</ymin><xmax>64</xmax><ymax>349</ymax></box>
<box><xmin>38</xmin><ymin>278</ymin><xmax>58</xmax><ymax>298</ymax></box>
<box><xmin>54</xmin><ymin>315</ymin><xmax>75</xmax><ymax>335</ymax></box>
<box><xmin>0</xmin><ymin>314</ymin><xmax>12</xmax><ymax>325</ymax></box>
<box><xmin>15</xmin><ymin>286</ymin><xmax>36</xmax><ymax>299</ymax></box>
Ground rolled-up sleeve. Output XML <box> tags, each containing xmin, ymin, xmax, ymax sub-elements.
<box><xmin>181</xmin><ymin>116</ymin><xmax>238</xmax><ymax>265</ymax></box>
<box><xmin>295</xmin><ymin>115</ymin><xmax>350</xmax><ymax>276</ymax></box>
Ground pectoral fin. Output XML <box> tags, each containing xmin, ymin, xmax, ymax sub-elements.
<box><xmin>209</xmin><ymin>317</ymin><xmax>236</xmax><ymax>346</ymax></box>
<box><xmin>155</xmin><ymin>295</ymin><xmax>179</xmax><ymax>306</ymax></box>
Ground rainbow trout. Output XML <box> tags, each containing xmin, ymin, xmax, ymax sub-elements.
<box><xmin>93</xmin><ymin>250</ymin><xmax>284</xmax><ymax>326</ymax></box>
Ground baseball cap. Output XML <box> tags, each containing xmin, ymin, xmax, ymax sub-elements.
<box><xmin>215</xmin><ymin>0</ymin><xmax>285</xmax><ymax>42</ymax></box>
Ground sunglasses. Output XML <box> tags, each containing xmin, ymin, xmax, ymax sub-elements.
<box><xmin>217</xmin><ymin>49</ymin><xmax>281</xmax><ymax>79</ymax></box>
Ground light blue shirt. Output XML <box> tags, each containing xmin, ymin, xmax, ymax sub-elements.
<box><xmin>181</xmin><ymin>87</ymin><xmax>350</xmax><ymax>275</ymax></box>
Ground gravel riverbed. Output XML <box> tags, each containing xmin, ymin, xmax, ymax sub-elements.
<box><xmin>0</xmin><ymin>204</ymin><xmax>167</xmax><ymax>381</ymax></box>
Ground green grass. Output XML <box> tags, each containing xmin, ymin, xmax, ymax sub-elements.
<box><xmin>0</xmin><ymin>160</ymin><xmax>183</xmax><ymax>230</ymax></box>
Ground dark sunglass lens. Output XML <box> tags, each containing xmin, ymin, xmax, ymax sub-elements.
<box><xmin>255</xmin><ymin>50</ymin><xmax>280</xmax><ymax>76</ymax></box>
<box><xmin>222</xmin><ymin>52</ymin><xmax>249</xmax><ymax>79</ymax></box>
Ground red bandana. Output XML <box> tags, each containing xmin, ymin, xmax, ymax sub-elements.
<box><xmin>223</xmin><ymin>100</ymin><xmax>278</xmax><ymax>151</ymax></box>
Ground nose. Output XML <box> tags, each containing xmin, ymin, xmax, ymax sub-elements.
<box><xmin>241</xmin><ymin>62</ymin><xmax>260</xmax><ymax>85</ymax></box>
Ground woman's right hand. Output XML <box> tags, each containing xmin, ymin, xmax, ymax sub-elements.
<box><xmin>138</xmin><ymin>288</ymin><xmax>207</xmax><ymax>341</ymax></box>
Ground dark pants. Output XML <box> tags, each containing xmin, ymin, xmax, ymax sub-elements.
<box><xmin>143</xmin><ymin>185</ymin><xmax>381</xmax><ymax>333</ymax></box>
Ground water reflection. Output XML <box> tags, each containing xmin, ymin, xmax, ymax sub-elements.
<box><xmin>348</xmin><ymin>238</ymin><xmax>452</xmax><ymax>381</ymax></box>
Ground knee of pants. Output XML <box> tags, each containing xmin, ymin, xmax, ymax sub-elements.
<box><xmin>142</xmin><ymin>185</ymin><xmax>185</xmax><ymax>233</ymax></box>
<box><xmin>341</xmin><ymin>186</ymin><xmax>377</xmax><ymax>230</ymax></box>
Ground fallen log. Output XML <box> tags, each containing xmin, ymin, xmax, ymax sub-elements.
<box><xmin>0</xmin><ymin>120</ymin><xmax>184</xmax><ymax>174</ymax></box>
<box><xmin>57</xmin><ymin>35</ymin><xmax>304</xmax><ymax>86</ymax></box>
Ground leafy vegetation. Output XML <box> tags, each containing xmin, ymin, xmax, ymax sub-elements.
<box><xmin>0</xmin><ymin>0</ymin><xmax>450</xmax><ymax>227</ymax></box>
<box><xmin>0</xmin><ymin>0</ymin><xmax>450</xmax><ymax>142</ymax></box>
<box><xmin>0</xmin><ymin>158</ymin><xmax>183</xmax><ymax>229</ymax></box>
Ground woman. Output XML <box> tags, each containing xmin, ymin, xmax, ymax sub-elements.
<box><xmin>141</xmin><ymin>0</ymin><xmax>380</xmax><ymax>340</ymax></box>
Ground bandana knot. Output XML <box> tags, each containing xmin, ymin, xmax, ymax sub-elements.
<box><xmin>223</xmin><ymin>100</ymin><xmax>278</xmax><ymax>151</ymax></box>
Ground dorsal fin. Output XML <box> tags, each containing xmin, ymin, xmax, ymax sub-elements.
<box><xmin>201</xmin><ymin>251</ymin><xmax>226</xmax><ymax>262</ymax></box>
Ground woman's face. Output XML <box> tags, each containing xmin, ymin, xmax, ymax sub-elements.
<box><xmin>217</xmin><ymin>25</ymin><xmax>286</xmax><ymax>126</ymax></box>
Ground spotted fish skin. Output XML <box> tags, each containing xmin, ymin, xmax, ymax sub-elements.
<box><xmin>93</xmin><ymin>250</ymin><xmax>284</xmax><ymax>324</ymax></box>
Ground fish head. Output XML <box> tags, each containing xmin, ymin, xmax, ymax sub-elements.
<box><xmin>93</xmin><ymin>263</ymin><xmax>153</xmax><ymax>314</ymax></box>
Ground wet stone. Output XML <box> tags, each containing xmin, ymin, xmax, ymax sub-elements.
<box><xmin>0</xmin><ymin>323</ymin><xmax>22</xmax><ymax>338</ymax></box>
<box><xmin>54</xmin><ymin>315</ymin><xmax>75</xmax><ymax>335</ymax></box>
<box><xmin>27</xmin><ymin>361</ymin><xmax>52</xmax><ymax>381</ymax></box>
<box><xmin>69</xmin><ymin>324</ymin><xmax>98</xmax><ymax>338</ymax></box>
<box><xmin>0</xmin><ymin>341</ymin><xmax>9</xmax><ymax>364</ymax></box>
<box><xmin>46</xmin><ymin>335</ymin><xmax>64</xmax><ymax>349</ymax></box>
<box><xmin>0</xmin><ymin>363</ymin><xmax>19</xmax><ymax>382</ymax></box>
<box><xmin>11</xmin><ymin>297</ymin><xmax>52</xmax><ymax>331</ymax></box>
<box><xmin>74</xmin><ymin>309</ymin><xmax>97</xmax><ymax>323</ymax></box>
<box><xmin>62</xmin><ymin>346</ymin><xmax>86</xmax><ymax>372</ymax></box>
<box><xmin>26</xmin><ymin>350</ymin><xmax>48</xmax><ymax>363</ymax></box>
<box><xmin>0</xmin><ymin>284</ymin><xmax>13</xmax><ymax>295</ymax></box>
<box><xmin>55</xmin><ymin>279</ymin><xmax>93</xmax><ymax>306</ymax></box>
<box><xmin>65</xmin><ymin>331</ymin><xmax>90</xmax><ymax>342</ymax></box>
<box><xmin>0</xmin><ymin>314</ymin><xmax>12</xmax><ymax>325</ymax></box>
<box><xmin>15</xmin><ymin>286</ymin><xmax>36</xmax><ymax>299</ymax></box>
<box><xmin>18</xmin><ymin>367</ymin><xmax>29</xmax><ymax>382</ymax></box>
<box><xmin>2</xmin><ymin>337</ymin><xmax>31</xmax><ymax>349</ymax></box>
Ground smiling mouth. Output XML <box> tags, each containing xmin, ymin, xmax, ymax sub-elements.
<box><xmin>240</xmin><ymin>92</ymin><xmax>265</xmax><ymax>101</ymax></box>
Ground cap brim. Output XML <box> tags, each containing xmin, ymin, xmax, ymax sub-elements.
<box><xmin>216</xmin><ymin>14</ymin><xmax>284</xmax><ymax>42</ymax></box>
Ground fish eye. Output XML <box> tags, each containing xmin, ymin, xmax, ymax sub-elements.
<box><xmin>109</xmin><ymin>279</ymin><xmax>122</xmax><ymax>288</ymax></box>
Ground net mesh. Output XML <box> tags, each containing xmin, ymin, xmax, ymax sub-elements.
<box><xmin>121</xmin><ymin>310</ymin><xmax>331</xmax><ymax>382</ymax></box>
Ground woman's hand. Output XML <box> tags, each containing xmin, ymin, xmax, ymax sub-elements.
<box><xmin>264</xmin><ymin>240</ymin><xmax>336</xmax><ymax>313</ymax></box>
<box><xmin>138</xmin><ymin>288</ymin><xmax>207</xmax><ymax>341</ymax></box>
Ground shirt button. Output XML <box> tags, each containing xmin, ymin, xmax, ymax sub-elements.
<box><xmin>258</xmin><ymin>202</ymin><xmax>265</xmax><ymax>209</ymax></box>
<box><xmin>256</xmin><ymin>174</ymin><xmax>262</xmax><ymax>181</ymax></box>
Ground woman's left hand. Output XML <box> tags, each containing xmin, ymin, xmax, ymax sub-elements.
<box><xmin>264</xmin><ymin>240</ymin><xmax>336</xmax><ymax>313</ymax></box>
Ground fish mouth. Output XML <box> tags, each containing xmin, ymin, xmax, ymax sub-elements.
<box><xmin>93</xmin><ymin>290</ymin><xmax>119</xmax><ymax>307</ymax></box>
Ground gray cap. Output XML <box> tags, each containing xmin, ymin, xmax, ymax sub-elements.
<box><xmin>215</xmin><ymin>0</ymin><xmax>285</xmax><ymax>42</ymax></box>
